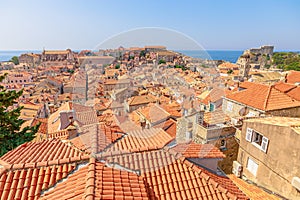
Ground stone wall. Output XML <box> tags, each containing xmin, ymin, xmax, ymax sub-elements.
<box><xmin>237</xmin><ymin>121</ymin><xmax>300</xmax><ymax>200</ymax></box>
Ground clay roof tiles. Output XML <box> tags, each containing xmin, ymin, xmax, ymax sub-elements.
<box><xmin>286</xmin><ymin>70</ymin><xmax>300</xmax><ymax>84</ymax></box>
<box><xmin>99</xmin><ymin>148</ymin><xmax>247</xmax><ymax>200</ymax></box>
<box><xmin>225</xmin><ymin>82</ymin><xmax>300</xmax><ymax>111</ymax></box>
<box><xmin>228</xmin><ymin>174</ymin><xmax>280</xmax><ymax>200</ymax></box>
<box><xmin>0</xmin><ymin>142</ymin><xmax>89</xmax><ymax>200</ymax></box>
<box><xmin>0</xmin><ymin>162</ymin><xmax>77</xmax><ymax>200</ymax></box>
<box><xmin>40</xmin><ymin>157</ymin><xmax>149</xmax><ymax>200</ymax></box>
<box><xmin>0</xmin><ymin>139</ymin><xmax>86</xmax><ymax>165</ymax></box>
<box><xmin>105</xmin><ymin>128</ymin><xmax>173</xmax><ymax>153</ymax></box>
<box><xmin>170</xmin><ymin>142</ymin><xmax>226</xmax><ymax>159</ymax></box>
<box><xmin>128</xmin><ymin>95</ymin><xmax>156</xmax><ymax>106</ymax></box>
<box><xmin>153</xmin><ymin>118</ymin><xmax>177</xmax><ymax>138</ymax></box>
<box><xmin>71</xmin><ymin>124</ymin><xmax>124</xmax><ymax>153</ymax></box>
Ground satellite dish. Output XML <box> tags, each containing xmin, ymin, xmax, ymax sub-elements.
<box><xmin>239</xmin><ymin>106</ymin><xmax>249</xmax><ymax>116</ymax></box>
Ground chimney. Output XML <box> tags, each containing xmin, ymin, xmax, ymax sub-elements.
<box><xmin>59</xmin><ymin>110</ymin><xmax>75</xmax><ymax>130</ymax></box>
<box><xmin>67</xmin><ymin>124</ymin><xmax>78</xmax><ymax>139</ymax></box>
<box><xmin>49</xmin><ymin>104</ymin><xmax>55</xmax><ymax>114</ymax></box>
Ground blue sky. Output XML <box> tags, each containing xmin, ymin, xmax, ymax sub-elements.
<box><xmin>0</xmin><ymin>0</ymin><xmax>299</xmax><ymax>50</ymax></box>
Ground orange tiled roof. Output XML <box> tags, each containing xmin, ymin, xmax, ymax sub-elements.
<box><xmin>143</xmin><ymin>156</ymin><xmax>242</xmax><ymax>199</ymax></box>
<box><xmin>128</xmin><ymin>94</ymin><xmax>156</xmax><ymax>106</ymax></box>
<box><xmin>204</xmin><ymin>109</ymin><xmax>230</xmax><ymax>125</ymax></box>
<box><xmin>105</xmin><ymin>128</ymin><xmax>173</xmax><ymax>153</ymax></box>
<box><xmin>228</xmin><ymin>174</ymin><xmax>280</xmax><ymax>200</ymax></box>
<box><xmin>202</xmin><ymin>88</ymin><xmax>226</xmax><ymax>104</ymax></box>
<box><xmin>218</xmin><ymin>62</ymin><xmax>239</xmax><ymax>69</ymax></box>
<box><xmin>170</xmin><ymin>142</ymin><xmax>225</xmax><ymax>159</ymax></box>
<box><xmin>100</xmin><ymin>149</ymin><xmax>177</xmax><ymax>173</ymax></box>
<box><xmin>72</xmin><ymin>124</ymin><xmax>124</xmax><ymax>153</ymax></box>
<box><xmin>100</xmin><ymin>149</ymin><xmax>247</xmax><ymax>199</ymax></box>
<box><xmin>0</xmin><ymin>139</ymin><xmax>86</xmax><ymax>164</ymax></box>
<box><xmin>273</xmin><ymin>82</ymin><xmax>296</xmax><ymax>92</ymax></box>
<box><xmin>272</xmin><ymin>82</ymin><xmax>300</xmax><ymax>101</ymax></box>
<box><xmin>287</xmin><ymin>86</ymin><xmax>300</xmax><ymax>101</ymax></box>
<box><xmin>153</xmin><ymin>118</ymin><xmax>177</xmax><ymax>138</ymax></box>
<box><xmin>137</xmin><ymin>103</ymin><xmax>171</xmax><ymax>124</ymax></box>
<box><xmin>75</xmin><ymin>110</ymin><xmax>98</xmax><ymax>126</ymax></box>
<box><xmin>40</xmin><ymin>157</ymin><xmax>149</xmax><ymax>200</ymax></box>
<box><xmin>225</xmin><ymin>82</ymin><xmax>300</xmax><ymax>111</ymax></box>
<box><xmin>31</xmin><ymin>118</ymin><xmax>48</xmax><ymax>134</ymax></box>
<box><xmin>200</xmin><ymin>168</ymin><xmax>248</xmax><ymax>200</ymax></box>
<box><xmin>286</xmin><ymin>70</ymin><xmax>300</xmax><ymax>84</ymax></box>
<box><xmin>0</xmin><ymin>159</ymin><xmax>79</xmax><ymax>200</ymax></box>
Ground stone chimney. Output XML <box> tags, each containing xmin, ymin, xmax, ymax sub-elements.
<box><xmin>59</xmin><ymin>110</ymin><xmax>75</xmax><ymax>130</ymax></box>
<box><xmin>67</xmin><ymin>124</ymin><xmax>78</xmax><ymax>139</ymax></box>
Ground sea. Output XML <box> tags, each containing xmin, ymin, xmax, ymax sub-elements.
<box><xmin>0</xmin><ymin>50</ymin><xmax>243</xmax><ymax>63</ymax></box>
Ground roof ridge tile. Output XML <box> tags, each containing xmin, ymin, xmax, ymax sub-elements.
<box><xmin>84</xmin><ymin>157</ymin><xmax>96</xmax><ymax>200</ymax></box>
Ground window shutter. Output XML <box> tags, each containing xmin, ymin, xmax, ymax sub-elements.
<box><xmin>246</xmin><ymin>128</ymin><xmax>253</xmax><ymax>142</ymax></box>
<box><xmin>261</xmin><ymin>136</ymin><xmax>269</xmax><ymax>153</ymax></box>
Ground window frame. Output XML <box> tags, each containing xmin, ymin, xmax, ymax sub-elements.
<box><xmin>226</xmin><ymin>101</ymin><xmax>233</xmax><ymax>112</ymax></box>
<box><xmin>247</xmin><ymin>157</ymin><xmax>258</xmax><ymax>176</ymax></box>
<box><xmin>245</xmin><ymin>128</ymin><xmax>269</xmax><ymax>153</ymax></box>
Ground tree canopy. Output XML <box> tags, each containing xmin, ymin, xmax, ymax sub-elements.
<box><xmin>10</xmin><ymin>56</ymin><xmax>19</xmax><ymax>65</ymax></box>
<box><xmin>273</xmin><ymin>52</ymin><xmax>300</xmax><ymax>71</ymax></box>
<box><xmin>158</xmin><ymin>59</ymin><xmax>166</xmax><ymax>64</ymax></box>
<box><xmin>0</xmin><ymin>74</ymin><xmax>39</xmax><ymax>156</ymax></box>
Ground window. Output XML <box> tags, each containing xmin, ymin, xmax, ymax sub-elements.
<box><xmin>209</xmin><ymin>103</ymin><xmax>215</xmax><ymax>112</ymax></box>
<box><xmin>227</xmin><ymin>102</ymin><xmax>233</xmax><ymax>112</ymax></box>
<box><xmin>252</xmin><ymin>131</ymin><xmax>263</xmax><ymax>146</ymax></box>
<box><xmin>247</xmin><ymin>157</ymin><xmax>258</xmax><ymax>176</ymax></box>
<box><xmin>245</xmin><ymin>128</ymin><xmax>269</xmax><ymax>153</ymax></box>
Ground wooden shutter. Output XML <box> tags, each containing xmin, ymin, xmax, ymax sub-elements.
<box><xmin>246</xmin><ymin>128</ymin><xmax>253</xmax><ymax>142</ymax></box>
<box><xmin>261</xmin><ymin>136</ymin><xmax>269</xmax><ymax>153</ymax></box>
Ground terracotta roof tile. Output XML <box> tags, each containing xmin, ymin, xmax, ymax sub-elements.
<box><xmin>0</xmin><ymin>162</ymin><xmax>77</xmax><ymax>200</ymax></box>
<box><xmin>170</xmin><ymin>142</ymin><xmax>225</xmax><ymax>159</ymax></box>
<box><xmin>40</xmin><ymin>158</ymin><xmax>149</xmax><ymax>200</ymax></box>
<box><xmin>105</xmin><ymin>128</ymin><xmax>173</xmax><ymax>153</ymax></box>
<box><xmin>153</xmin><ymin>118</ymin><xmax>177</xmax><ymax>138</ymax></box>
<box><xmin>72</xmin><ymin>124</ymin><xmax>124</xmax><ymax>153</ymax></box>
<box><xmin>203</xmin><ymin>109</ymin><xmax>230</xmax><ymax>125</ymax></box>
<box><xmin>286</xmin><ymin>70</ymin><xmax>300</xmax><ymax>84</ymax></box>
<box><xmin>228</xmin><ymin>174</ymin><xmax>280</xmax><ymax>200</ymax></box>
<box><xmin>143</xmin><ymin>157</ymin><xmax>237</xmax><ymax>200</ymax></box>
<box><xmin>136</xmin><ymin>103</ymin><xmax>171</xmax><ymax>124</ymax></box>
<box><xmin>100</xmin><ymin>149</ymin><xmax>246</xmax><ymax>199</ymax></box>
<box><xmin>128</xmin><ymin>95</ymin><xmax>156</xmax><ymax>106</ymax></box>
<box><xmin>0</xmin><ymin>139</ymin><xmax>86</xmax><ymax>164</ymax></box>
<box><xmin>31</xmin><ymin>118</ymin><xmax>48</xmax><ymax>134</ymax></box>
<box><xmin>225</xmin><ymin>82</ymin><xmax>300</xmax><ymax>111</ymax></box>
<box><xmin>286</xmin><ymin>86</ymin><xmax>300</xmax><ymax>101</ymax></box>
<box><xmin>198</xmin><ymin>168</ymin><xmax>248</xmax><ymax>199</ymax></box>
<box><xmin>273</xmin><ymin>82</ymin><xmax>296</xmax><ymax>93</ymax></box>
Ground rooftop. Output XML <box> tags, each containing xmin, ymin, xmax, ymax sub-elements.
<box><xmin>225</xmin><ymin>82</ymin><xmax>300</xmax><ymax>111</ymax></box>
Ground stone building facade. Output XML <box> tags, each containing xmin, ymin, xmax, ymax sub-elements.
<box><xmin>235</xmin><ymin>117</ymin><xmax>300</xmax><ymax>200</ymax></box>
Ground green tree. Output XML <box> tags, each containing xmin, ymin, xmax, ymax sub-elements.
<box><xmin>227</xmin><ymin>69</ymin><xmax>233</xmax><ymax>74</ymax></box>
<box><xmin>0</xmin><ymin>74</ymin><xmax>39</xmax><ymax>156</ymax></box>
<box><xmin>10</xmin><ymin>56</ymin><xmax>19</xmax><ymax>65</ymax></box>
<box><xmin>139</xmin><ymin>50</ymin><xmax>146</xmax><ymax>57</ymax></box>
<box><xmin>158</xmin><ymin>59</ymin><xmax>166</xmax><ymax>64</ymax></box>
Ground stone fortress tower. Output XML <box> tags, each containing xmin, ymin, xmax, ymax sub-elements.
<box><xmin>237</xmin><ymin>45</ymin><xmax>274</xmax><ymax>73</ymax></box>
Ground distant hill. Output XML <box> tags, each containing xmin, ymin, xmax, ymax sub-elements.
<box><xmin>272</xmin><ymin>52</ymin><xmax>300</xmax><ymax>71</ymax></box>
